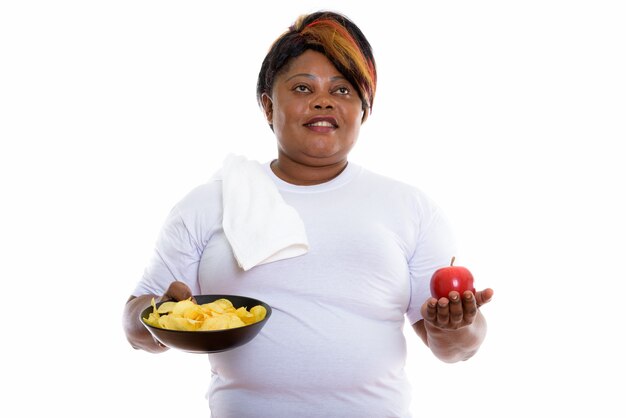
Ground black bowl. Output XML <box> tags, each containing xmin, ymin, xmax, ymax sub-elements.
<box><xmin>140</xmin><ymin>294</ymin><xmax>272</xmax><ymax>354</ymax></box>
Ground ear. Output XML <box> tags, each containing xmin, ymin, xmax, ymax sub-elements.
<box><xmin>261</xmin><ymin>93</ymin><xmax>273</xmax><ymax>125</ymax></box>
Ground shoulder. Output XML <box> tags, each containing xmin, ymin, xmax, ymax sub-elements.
<box><xmin>175</xmin><ymin>179</ymin><xmax>222</xmax><ymax>213</ymax></box>
<box><xmin>355</xmin><ymin>165</ymin><xmax>441</xmax><ymax>215</ymax></box>
<box><xmin>166</xmin><ymin>179</ymin><xmax>223</xmax><ymax>236</ymax></box>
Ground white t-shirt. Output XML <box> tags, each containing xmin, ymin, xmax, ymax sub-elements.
<box><xmin>134</xmin><ymin>162</ymin><xmax>456</xmax><ymax>417</ymax></box>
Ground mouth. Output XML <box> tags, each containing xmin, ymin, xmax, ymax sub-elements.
<box><xmin>304</xmin><ymin>116</ymin><xmax>339</xmax><ymax>129</ymax></box>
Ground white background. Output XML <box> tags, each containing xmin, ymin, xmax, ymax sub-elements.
<box><xmin>1</xmin><ymin>1</ymin><xmax>625</xmax><ymax>416</ymax></box>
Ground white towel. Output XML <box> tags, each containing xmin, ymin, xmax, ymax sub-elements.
<box><xmin>218</xmin><ymin>154</ymin><xmax>309</xmax><ymax>271</ymax></box>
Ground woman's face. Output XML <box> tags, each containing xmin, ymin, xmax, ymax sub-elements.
<box><xmin>262</xmin><ymin>50</ymin><xmax>366</xmax><ymax>168</ymax></box>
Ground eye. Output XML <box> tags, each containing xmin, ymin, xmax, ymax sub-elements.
<box><xmin>293</xmin><ymin>84</ymin><xmax>311</xmax><ymax>93</ymax></box>
<box><xmin>334</xmin><ymin>86</ymin><xmax>350</xmax><ymax>95</ymax></box>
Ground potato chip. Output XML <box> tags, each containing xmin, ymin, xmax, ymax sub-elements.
<box><xmin>156</xmin><ymin>301</ymin><xmax>177</xmax><ymax>314</ymax></box>
<box><xmin>250</xmin><ymin>305</ymin><xmax>267</xmax><ymax>322</ymax></box>
<box><xmin>144</xmin><ymin>312</ymin><xmax>160</xmax><ymax>327</ymax></box>
<box><xmin>226</xmin><ymin>315</ymin><xmax>246</xmax><ymax>328</ymax></box>
<box><xmin>198</xmin><ymin>315</ymin><xmax>229</xmax><ymax>331</ymax></box>
<box><xmin>159</xmin><ymin>315</ymin><xmax>202</xmax><ymax>331</ymax></box>
<box><xmin>201</xmin><ymin>298</ymin><xmax>234</xmax><ymax>314</ymax></box>
<box><xmin>172</xmin><ymin>299</ymin><xmax>197</xmax><ymax>316</ymax></box>
<box><xmin>182</xmin><ymin>304</ymin><xmax>206</xmax><ymax>321</ymax></box>
<box><xmin>235</xmin><ymin>306</ymin><xmax>255</xmax><ymax>324</ymax></box>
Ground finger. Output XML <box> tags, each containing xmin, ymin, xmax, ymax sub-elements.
<box><xmin>475</xmin><ymin>288</ymin><xmax>494</xmax><ymax>307</ymax></box>
<box><xmin>436</xmin><ymin>297</ymin><xmax>450</xmax><ymax>325</ymax></box>
<box><xmin>156</xmin><ymin>293</ymin><xmax>171</xmax><ymax>303</ymax></box>
<box><xmin>462</xmin><ymin>291</ymin><xmax>478</xmax><ymax>323</ymax></box>
<box><xmin>448</xmin><ymin>291</ymin><xmax>464</xmax><ymax>327</ymax></box>
<box><xmin>421</xmin><ymin>297</ymin><xmax>438</xmax><ymax>323</ymax></box>
<box><xmin>164</xmin><ymin>281</ymin><xmax>193</xmax><ymax>302</ymax></box>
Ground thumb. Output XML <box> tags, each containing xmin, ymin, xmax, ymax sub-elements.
<box><xmin>476</xmin><ymin>288</ymin><xmax>494</xmax><ymax>308</ymax></box>
<box><xmin>161</xmin><ymin>281</ymin><xmax>193</xmax><ymax>302</ymax></box>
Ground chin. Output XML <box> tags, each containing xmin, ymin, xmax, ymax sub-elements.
<box><xmin>301</xmin><ymin>149</ymin><xmax>345</xmax><ymax>162</ymax></box>
<box><xmin>304</xmin><ymin>142</ymin><xmax>353</xmax><ymax>160</ymax></box>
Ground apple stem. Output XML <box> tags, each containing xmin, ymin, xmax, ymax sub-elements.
<box><xmin>451</xmin><ymin>256</ymin><xmax>456</xmax><ymax>266</ymax></box>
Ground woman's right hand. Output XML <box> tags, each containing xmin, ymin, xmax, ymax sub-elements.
<box><xmin>123</xmin><ymin>281</ymin><xmax>194</xmax><ymax>353</ymax></box>
<box><xmin>158</xmin><ymin>281</ymin><xmax>194</xmax><ymax>303</ymax></box>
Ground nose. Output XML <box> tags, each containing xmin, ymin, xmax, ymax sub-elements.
<box><xmin>312</xmin><ymin>92</ymin><xmax>334</xmax><ymax>110</ymax></box>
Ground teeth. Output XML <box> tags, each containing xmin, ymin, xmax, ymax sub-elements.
<box><xmin>308</xmin><ymin>121</ymin><xmax>334</xmax><ymax>127</ymax></box>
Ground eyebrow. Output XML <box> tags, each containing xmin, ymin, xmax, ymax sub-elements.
<box><xmin>285</xmin><ymin>73</ymin><xmax>347</xmax><ymax>82</ymax></box>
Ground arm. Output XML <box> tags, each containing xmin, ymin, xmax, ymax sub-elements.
<box><xmin>413</xmin><ymin>288</ymin><xmax>493</xmax><ymax>363</ymax></box>
<box><xmin>122</xmin><ymin>281</ymin><xmax>193</xmax><ymax>353</ymax></box>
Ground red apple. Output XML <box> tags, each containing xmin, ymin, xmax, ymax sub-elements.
<box><xmin>430</xmin><ymin>256</ymin><xmax>476</xmax><ymax>299</ymax></box>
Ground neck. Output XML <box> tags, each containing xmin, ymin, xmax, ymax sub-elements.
<box><xmin>270</xmin><ymin>157</ymin><xmax>348</xmax><ymax>186</ymax></box>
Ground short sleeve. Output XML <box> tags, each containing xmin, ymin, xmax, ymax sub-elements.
<box><xmin>131</xmin><ymin>182</ymin><xmax>222</xmax><ymax>297</ymax></box>
<box><xmin>405</xmin><ymin>203</ymin><xmax>457</xmax><ymax>324</ymax></box>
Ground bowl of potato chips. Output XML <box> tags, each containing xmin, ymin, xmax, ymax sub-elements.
<box><xmin>140</xmin><ymin>294</ymin><xmax>271</xmax><ymax>354</ymax></box>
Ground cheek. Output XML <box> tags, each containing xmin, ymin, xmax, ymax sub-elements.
<box><xmin>272</xmin><ymin>100</ymin><xmax>298</xmax><ymax>129</ymax></box>
<box><xmin>344</xmin><ymin>107</ymin><xmax>364</xmax><ymax>137</ymax></box>
<box><xmin>348</xmin><ymin>121</ymin><xmax>361</xmax><ymax>145</ymax></box>
<box><xmin>271</xmin><ymin>107</ymin><xmax>291</xmax><ymax>139</ymax></box>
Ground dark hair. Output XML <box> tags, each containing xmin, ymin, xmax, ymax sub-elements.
<box><xmin>256</xmin><ymin>11</ymin><xmax>377</xmax><ymax>114</ymax></box>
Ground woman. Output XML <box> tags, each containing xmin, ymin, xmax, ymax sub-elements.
<box><xmin>123</xmin><ymin>11</ymin><xmax>493</xmax><ymax>417</ymax></box>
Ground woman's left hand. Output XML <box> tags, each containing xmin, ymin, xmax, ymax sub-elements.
<box><xmin>421</xmin><ymin>288</ymin><xmax>493</xmax><ymax>331</ymax></box>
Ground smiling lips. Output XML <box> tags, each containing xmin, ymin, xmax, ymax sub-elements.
<box><xmin>304</xmin><ymin>116</ymin><xmax>338</xmax><ymax>132</ymax></box>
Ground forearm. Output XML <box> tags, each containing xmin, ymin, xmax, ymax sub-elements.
<box><xmin>122</xmin><ymin>294</ymin><xmax>168</xmax><ymax>353</ymax></box>
<box><xmin>415</xmin><ymin>310</ymin><xmax>488</xmax><ymax>363</ymax></box>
